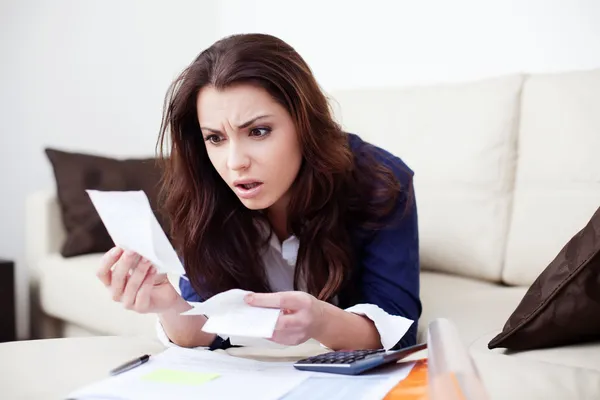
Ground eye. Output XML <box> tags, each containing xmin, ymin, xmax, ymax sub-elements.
<box><xmin>249</xmin><ymin>127</ymin><xmax>271</xmax><ymax>138</ymax></box>
<box><xmin>204</xmin><ymin>134</ymin><xmax>224</xmax><ymax>145</ymax></box>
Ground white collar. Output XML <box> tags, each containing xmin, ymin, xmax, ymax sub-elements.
<box><xmin>270</xmin><ymin>233</ymin><xmax>299</xmax><ymax>265</ymax></box>
<box><xmin>256</xmin><ymin>219</ymin><xmax>300</xmax><ymax>265</ymax></box>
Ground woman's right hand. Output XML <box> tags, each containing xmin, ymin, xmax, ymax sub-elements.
<box><xmin>96</xmin><ymin>247</ymin><xmax>181</xmax><ymax>314</ymax></box>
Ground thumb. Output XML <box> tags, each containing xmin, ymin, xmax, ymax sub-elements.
<box><xmin>152</xmin><ymin>272</ymin><xmax>169</xmax><ymax>286</ymax></box>
<box><xmin>245</xmin><ymin>292</ymin><xmax>306</xmax><ymax>310</ymax></box>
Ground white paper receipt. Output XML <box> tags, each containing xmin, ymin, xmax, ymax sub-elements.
<box><xmin>182</xmin><ymin>289</ymin><xmax>281</xmax><ymax>339</ymax></box>
<box><xmin>86</xmin><ymin>190</ymin><xmax>185</xmax><ymax>276</ymax></box>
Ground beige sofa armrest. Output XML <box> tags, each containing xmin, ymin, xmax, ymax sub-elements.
<box><xmin>25</xmin><ymin>190</ymin><xmax>66</xmax><ymax>284</ymax></box>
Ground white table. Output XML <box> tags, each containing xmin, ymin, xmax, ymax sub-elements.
<box><xmin>0</xmin><ymin>336</ymin><xmax>165</xmax><ymax>399</ymax></box>
<box><xmin>0</xmin><ymin>336</ymin><xmax>329</xmax><ymax>400</ymax></box>
<box><xmin>2</xmin><ymin>334</ymin><xmax>596</xmax><ymax>400</ymax></box>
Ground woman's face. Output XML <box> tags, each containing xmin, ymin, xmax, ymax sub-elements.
<box><xmin>196</xmin><ymin>83</ymin><xmax>302</xmax><ymax>211</ymax></box>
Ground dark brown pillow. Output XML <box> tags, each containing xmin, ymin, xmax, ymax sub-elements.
<box><xmin>45</xmin><ymin>148</ymin><xmax>168</xmax><ymax>257</ymax></box>
<box><xmin>488</xmin><ymin>205</ymin><xmax>600</xmax><ymax>351</ymax></box>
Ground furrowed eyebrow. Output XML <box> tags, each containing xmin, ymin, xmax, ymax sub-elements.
<box><xmin>237</xmin><ymin>114</ymin><xmax>272</xmax><ymax>129</ymax></box>
<box><xmin>200</xmin><ymin>127</ymin><xmax>222</xmax><ymax>135</ymax></box>
<box><xmin>200</xmin><ymin>114</ymin><xmax>272</xmax><ymax>134</ymax></box>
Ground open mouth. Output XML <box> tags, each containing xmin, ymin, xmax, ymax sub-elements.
<box><xmin>233</xmin><ymin>181</ymin><xmax>264</xmax><ymax>199</ymax></box>
<box><xmin>236</xmin><ymin>182</ymin><xmax>262</xmax><ymax>190</ymax></box>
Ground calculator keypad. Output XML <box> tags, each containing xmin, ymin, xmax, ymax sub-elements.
<box><xmin>297</xmin><ymin>349</ymin><xmax>385</xmax><ymax>365</ymax></box>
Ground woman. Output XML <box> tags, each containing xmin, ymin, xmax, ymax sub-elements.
<box><xmin>96</xmin><ymin>33</ymin><xmax>421</xmax><ymax>351</ymax></box>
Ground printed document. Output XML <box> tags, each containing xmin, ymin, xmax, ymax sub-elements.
<box><xmin>68</xmin><ymin>347</ymin><xmax>415</xmax><ymax>400</ymax></box>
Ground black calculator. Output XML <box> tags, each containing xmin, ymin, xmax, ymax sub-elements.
<box><xmin>293</xmin><ymin>342</ymin><xmax>427</xmax><ymax>375</ymax></box>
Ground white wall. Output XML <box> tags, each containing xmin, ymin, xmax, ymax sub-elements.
<box><xmin>217</xmin><ymin>0</ymin><xmax>600</xmax><ymax>90</ymax></box>
<box><xmin>0</xmin><ymin>0</ymin><xmax>219</xmax><ymax>339</ymax></box>
<box><xmin>2</xmin><ymin>0</ymin><xmax>600</xmax><ymax>340</ymax></box>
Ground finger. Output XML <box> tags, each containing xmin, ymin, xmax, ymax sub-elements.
<box><xmin>273</xmin><ymin>314</ymin><xmax>304</xmax><ymax>331</ymax></box>
<box><xmin>245</xmin><ymin>292</ymin><xmax>308</xmax><ymax>311</ymax></box>
<box><xmin>121</xmin><ymin>258</ymin><xmax>152</xmax><ymax>309</ymax></box>
<box><xmin>152</xmin><ymin>272</ymin><xmax>169</xmax><ymax>286</ymax></box>
<box><xmin>111</xmin><ymin>250</ymin><xmax>141</xmax><ymax>302</ymax></box>
<box><xmin>244</xmin><ymin>292</ymin><xmax>283</xmax><ymax>309</ymax></box>
<box><xmin>269</xmin><ymin>329</ymin><xmax>286</xmax><ymax>344</ymax></box>
<box><xmin>269</xmin><ymin>329</ymin><xmax>306</xmax><ymax>346</ymax></box>
<box><xmin>133</xmin><ymin>266</ymin><xmax>156</xmax><ymax>313</ymax></box>
<box><xmin>96</xmin><ymin>247</ymin><xmax>123</xmax><ymax>287</ymax></box>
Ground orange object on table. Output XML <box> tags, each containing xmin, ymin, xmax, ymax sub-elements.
<box><xmin>383</xmin><ymin>360</ymin><xmax>429</xmax><ymax>400</ymax></box>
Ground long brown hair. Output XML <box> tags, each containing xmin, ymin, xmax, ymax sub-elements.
<box><xmin>157</xmin><ymin>33</ymin><xmax>404</xmax><ymax>302</ymax></box>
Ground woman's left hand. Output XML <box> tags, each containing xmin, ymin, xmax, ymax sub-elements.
<box><xmin>244</xmin><ymin>291</ymin><xmax>326</xmax><ymax>346</ymax></box>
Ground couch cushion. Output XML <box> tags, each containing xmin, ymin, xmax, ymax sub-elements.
<box><xmin>39</xmin><ymin>253</ymin><xmax>157</xmax><ymax>337</ymax></box>
<box><xmin>418</xmin><ymin>271</ymin><xmax>528</xmax><ymax>345</ymax></box>
<box><xmin>470</xmin><ymin>348</ymin><xmax>600</xmax><ymax>400</ymax></box>
<box><xmin>473</xmin><ymin>331</ymin><xmax>600</xmax><ymax>399</ymax></box>
<box><xmin>503</xmin><ymin>68</ymin><xmax>600</xmax><ymax>286</ymax></box>
<box><xmin>330</xmin><ymin>75</ymin><xmax>523</xmax><ymax>282</ymax></box>
<box><xmin>473</xmin><ymin>332</ymin><xmax>600</xmax><ymax>373</ymax></box>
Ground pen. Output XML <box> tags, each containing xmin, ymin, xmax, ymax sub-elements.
<box><xmin>109</xmin><ymin>354</ymin><xmax>150</xmax><ymax>376</ymax></box>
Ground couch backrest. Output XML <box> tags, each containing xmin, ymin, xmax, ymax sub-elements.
<box><xmin>329</xmin><ymin>75</ymin><xmax>524</xmax><ymax>283</ymax></box>
<box><xmin>502</xmin><ymin>68</ymin><xmax>600</xmax><ymax>285</ymax></box>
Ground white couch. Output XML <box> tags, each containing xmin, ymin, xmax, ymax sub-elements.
<box><xmin>26</xmin><ymin>68</ymin><xmax>600</xmax><ymax>397</ymax></box>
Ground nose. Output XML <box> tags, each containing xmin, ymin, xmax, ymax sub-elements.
<box><xmin>226</xmin><ymin>141</ymin><xmax>250</xmax><ymax>171</ymax></box>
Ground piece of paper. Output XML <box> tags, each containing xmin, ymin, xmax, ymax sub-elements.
<box><xmin>141</xmin><ymin>369</ymin><xmax>220</xmax><ymax>385</ymax></box>
<box><xmin>182</xmin><ymin>289</ymin><xmax>281</xmax><ymax>339</ymax></box>
<box><xmin>68</xmin><ymin>347</ymin><xmax>312</xmax><ymax>400</ymax></box>
<box><xmin>282</xmin><ymin>357</ymin><xmax>415</xmax><ymax>400</ymax></box>
<box><xmin>282</xmin><ymin>376</ymin><xmax>390</xmax><ymax>400</ymax></box>
<box><xmin>69</xmin><ymin>347</ymin><xmax>415</xmax><ymax>400</ymax></box>
<box><xmin>282</xmin><ymin>370</ymin><xmax>413</xmax><ymax>400</ymax></box>
<box><xmin>86</xmin><ymin>190</ymin><xmax>185</xmax><ymax>275</ymax></box>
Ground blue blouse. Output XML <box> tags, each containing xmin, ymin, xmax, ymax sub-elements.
<box><xmin>179</xmin><ymin>133</ymin><xmax>421</xmax><ymax>350</ymax></box>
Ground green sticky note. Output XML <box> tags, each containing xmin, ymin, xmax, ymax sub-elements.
<box><xmin>141</xmin><ymin>369</ymin><xmax>220</xmax><ymax>385</ymax></box>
